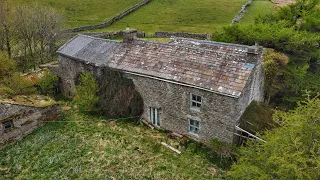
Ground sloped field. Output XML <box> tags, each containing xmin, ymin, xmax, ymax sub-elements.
<box><xmin>94</xmin><ymin>0</ymin><xmax>248</xmax><ymax>33</ymax></box>
<box><xmin>8</xmin><ymin>0</ymin><xmax>141</xmax><ymax>28</ymax></box>
<box><xmin>0</xmin><ymin>109</ymin><xmax>230</xmax><ymax>179</ymax></box>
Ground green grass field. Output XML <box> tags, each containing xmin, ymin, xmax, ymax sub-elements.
<box><xmin>92</xmin><ymin>0</ymin><xmax>248</xmax><ymax>33</ymax></box>
<box><xmin>8</xmin><ymin>0</ymin><xmax>141</xmax><ymax>28</ymax></box>
<box><xmin>8</xmin><ymin>0</ymin><xmax>273</xmax><ymax>33</ymax></box>
<box><xmin>239</xmin><ymin>0</ymin><xmax>275</xmax><ymax>24</ymax></box>
<box><xmin>0</xmin><ymin>109</ymin><xmax>230</xmax><ymax>179</ymax></box>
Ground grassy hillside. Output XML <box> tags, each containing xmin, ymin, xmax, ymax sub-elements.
<box><xmin>93</xmin><ymin>0</ymin><xmax>248</xmax><ymax>33</ymax></box>
<box><xmin>8</xmin><ymin>0</ymin><xmax>141</xmax><ymax>28</ymax></box>
<box><xmin>239</xmin><ymin>0</ymin><xmax>275</xmax><ymax>24</ymax></box>
<box><xmin>0</xmin><ymin>109</ymin><xmax>229</xmax><ymax>179</ymax></box>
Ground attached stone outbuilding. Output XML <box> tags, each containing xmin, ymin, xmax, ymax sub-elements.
<box><xmin>54</xmin><ymin>30</ymin><xmax>264</xmax><ymax>143</ymax></box>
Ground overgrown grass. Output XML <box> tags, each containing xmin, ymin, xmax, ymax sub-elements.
<box><xmin>239</xmin><ymin>0</ymin><xmax>275</xmax><ymax>24</ymax></box>
<box><xmin>0</xmin><ymin>109</ymin><xmax>230</xmax><ymax>179</ymax></box>
<box><xmin>8</xmin><ymin>0</ymin><xmax>141</xmax><ymax>28</ymax></box>
<box><xmin>92</xmin><ymin>0</ymin><xmax>248</xmax><ymax>33</ymax></box>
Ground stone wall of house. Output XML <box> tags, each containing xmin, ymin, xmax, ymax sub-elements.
<box><xmin>66</xmin><ymin>0</ymin><xmax>151</xmax><ymax>32</ymax></box>
<box><xmin>125</xmin><ymin>74</ymin><xmax>243</xmax><ymax>143</ymax></box>
<box><xmin>231</xmin><ymin>0</ymin><xmax>254</xmax><ymax>24</ymax></box>
<box><xmin>55</xmin><ymin>56</ymin><xmax>104</xmax><ymax>97</ymax></box>
<box><xmin>238</xmin><ymin>53</ymin><xmax>265</xmax><ymax>116</ymax></box>
<box><xmin>154</xmin><ymin>32</ymin><xmax>212</xmax><ymax>40</ymax></box>
<box><xmin>0</xmin><ymin>102</ymin><xmax>62</xmax><ymax>148</ymax></box>
<box><xmin>56</xmin><ymin>55</ymin><xmax>264</xmax><ymax>143</ymax></box>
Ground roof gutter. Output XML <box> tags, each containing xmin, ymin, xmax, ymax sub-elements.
<box><xmin>123</xmin><ymin>71</ymin><xmax>240</xmax><ymax>99</ymax></box>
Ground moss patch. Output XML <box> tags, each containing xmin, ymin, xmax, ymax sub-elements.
<box><xmin>1</xmin><ymin>95</ymin><xmax>57</xmax><ymax>107</ymax></box>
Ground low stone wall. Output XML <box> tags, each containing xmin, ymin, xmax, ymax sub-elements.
<box><xmin>82</xmin><ymin>30</ymin><xmax>146</xmax><ymax>38</ymax></box>
<box><xmin>0</xmin><ymin>102</ymin><xmax>62</xmax><ymax>148</ymax></box>
<box><xmin>63</xmin><ymin>30</ymin><xmax>145</xmax><ymax>40</ymax></box>
<box><xmin>154</xmin><ymin>31</ymin><xmax>211</xmax><ymax>40</ymax></box>
<box><xmin>67</xmin><ymin>0</ymin><xmax>151</xmax><ymax>32</ymax></box>
<box><xmin>231</xmin><ymin>0</ymin><xmax>254</xmax><ymax>24</ymax></box>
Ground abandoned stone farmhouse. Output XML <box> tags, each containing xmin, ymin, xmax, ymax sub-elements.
<box><xmin>53</xmin><ymin>30</ymin><xmax>264</xmax><ymax>143</ymax></box>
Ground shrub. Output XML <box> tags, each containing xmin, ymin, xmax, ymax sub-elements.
<box><xmin>0</xmin><ymin>51</ymin><xmax>16</xmax><ymax>84</ymax></box>
<box><xmin>228</xmin><ymin>97</ymin><xmax>320</xmax><ymax>179</ymax></box>
<box><xmin>263</xmin><ymin>49</ymin><xmax>290</xmax><ymax>104</ymax></box>
<box><xmin>36</xmin><ymin>71</ymin><xmax>59</xmax><ymax>96</ymax></box>
<box><xmin>4</xmin><ymin>73</ymin><xmax>37</xmax><ymax>95</ymax></box>
<box><xmin>73</xmin><ymin>72</ymin><xmax>99</xmax><ymax>112</ymax></box>
<box><xmin>211</xmin><ymin>139</ymin><xmax>237</xmax><ymax>160</ymax></box>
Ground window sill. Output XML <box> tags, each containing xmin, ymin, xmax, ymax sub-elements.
<box><xmin>190</xmin><ymin>107</ymin><xmax>201</xmax><ymax>113</ymax></box>
<box><xmin>188</xmin><ymin>132</ymin><xmax>199</xmax><ymax>138</ymax></box>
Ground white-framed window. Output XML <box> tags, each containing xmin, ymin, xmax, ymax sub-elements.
<box><xmin>150</xmin><ymin>107</ymin><xmax>161</xmax><ymax>127</ymax></box>
<box><xmin>190</xmin><ymin>94</ymin><xmax>202</xmax><ymax>109</ymax></box>
<box><xmin>188</xmin><ymin>119</ymin><xmax>200</xmax><ymax>134</ymax></box>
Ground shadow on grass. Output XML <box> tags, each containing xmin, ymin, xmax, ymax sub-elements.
<box><xmin>184</xmin><ymin>140</ymin><xmax>234</xmax><ymax>170</ymax></box>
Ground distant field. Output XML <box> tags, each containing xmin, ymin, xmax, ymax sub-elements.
<box><xmin>8</xmin><ymin>0</ymin><xmax>141</xmax><ymax>28</ymax></box>
<box><xmin>0</xmin><ymin>110</ymin><xmax>229</xmax><ymax>179</ymax></box>
<box><xmin>239</xmin><ymin>0</ymin><xmax>275</xmax><ymax>24</ymax></box>
<box><xmin>92</xmin><ymin>0</ymin><xmax>248</xmax><ymax>33</ymax></box>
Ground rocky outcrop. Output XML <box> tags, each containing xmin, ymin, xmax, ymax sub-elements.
<box><xmin>0</xmin><ymin>102</ymin><xmax>62</xmax><ymax>148</ymax></box>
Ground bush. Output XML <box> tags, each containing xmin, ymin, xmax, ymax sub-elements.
<box><xmin>263</xmin><ymin>49</ymin><xmax>290</xmax><ymax>103</ymax></box>
<box><xmin>0</xmin><ymin>51</ymin><xmax>16</xmax><ymax>84</ymax></box>
<box><xmin>228</xmin><ymin>97</ymin><xmax>320</xmax><ymax>179</ymax></box>
<box><xmin>36</xmin><ymin>71</ymin><xmax>59</xmax><ymax>96</ymax></box>
<box><xmin>73</xmin><ymin>72</ymin><xmax>99</xmax><ymax>112</ymax></box>
<box><xmin>211</xmin><ymin>139</ymin><xmax>237</xmax><ymax>159</ymax></box>
<box><xmin>4</xmin><ymin>73</ymin><xmax>37</xmax><ymax>95</ymax></box>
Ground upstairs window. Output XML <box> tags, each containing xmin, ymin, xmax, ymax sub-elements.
<box><xmin>191</xmin><ymin>94</ymin><xmax>202</xmax><ymax>109</ymax></box>
<box><xmin>188</xmin><ymin>119</ymin><xmax>200</xmax><ymax>134</ymax></box>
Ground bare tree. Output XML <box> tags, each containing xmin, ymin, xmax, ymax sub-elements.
<box><xmin>0</xmin><ymin>1</ymin><xmax>12</xmax><ymax>58</ymax></box>
<box><xmin>14</xmin><ymin>5</ymin><xmax>36</xmax><ymax>69</ymax></box>
<box><xmin>13</xmin><ymin>5</ymin><xmax>63</xmax><ymax>70</ymax></box>
<box><xmin>33</xmin><ymin>5</ymin><xmax>63</xmax><ymax>62</ymax></box>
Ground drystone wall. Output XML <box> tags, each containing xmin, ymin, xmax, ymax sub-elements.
<box><xmin>231</xmin><ymin>0</ymin><xmax>255</xmax><ymax>24</ymax></box>
<box><xmin>0</xmin><ymin>102</ymin><xmax>62</xmax><ymax>148</ymax></box>
<box><xmin>63</xmin><ymin>30</ymin><xmax>145</xmax><ymax>40</ymax></box>
<box><xmin>67</xmin><ymin>0</ymin><xmax>151</xmax><ymax>32</ymax></box>
<box><xmin>82</xmin><ymin>30</ymin><xmax>146</xmax><ymax>38</ymax></box>
<box><xmin>154</xmin><ymin>32</ymin><xmax>211</xmax><ymax>40</ymax></box>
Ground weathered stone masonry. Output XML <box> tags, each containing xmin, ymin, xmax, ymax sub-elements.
<box><xmin>0</xmin><ymin>102</ymin><xmax>62</xmax><ymax>148</ymax></box>
<box><xmin>54</xmin><ymin>32</ymin><xmax>265</xmax><ymax>143</ymax></box>
<box><xmin>126</xmin><ymin>74</ymin><xmax>241</xmax><ymax>143</ymax></box>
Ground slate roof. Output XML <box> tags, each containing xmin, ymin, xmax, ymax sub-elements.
<box><xmin>57</xmin><ymin>35</ymin><xmax>263</xmax><ymax>98</ymax></box>
<box><xmin>57</xmin><ymin>35</ymin><xmax>121</xmax><ymax>66</ymax></box>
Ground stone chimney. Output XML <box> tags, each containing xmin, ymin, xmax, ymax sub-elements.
<box><xmin>247</xmin><ymin>44</ymin><xmax>262</xmax><ymax>55</ymax></box>
<box><xmin>122</xmin><ymin>29</ymin><xmax>138</xmax><ymax>43</ymax></box>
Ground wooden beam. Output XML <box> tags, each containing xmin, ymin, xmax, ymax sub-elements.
<box><xmin>161</xmin><ymin>142</ymin><xmax>181</xmax><ymax>154</ymax></box>
<box><xmin>142</xmin><ymin>119</ymin><xmax>154</xmax><ymax>129</ymax></box>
